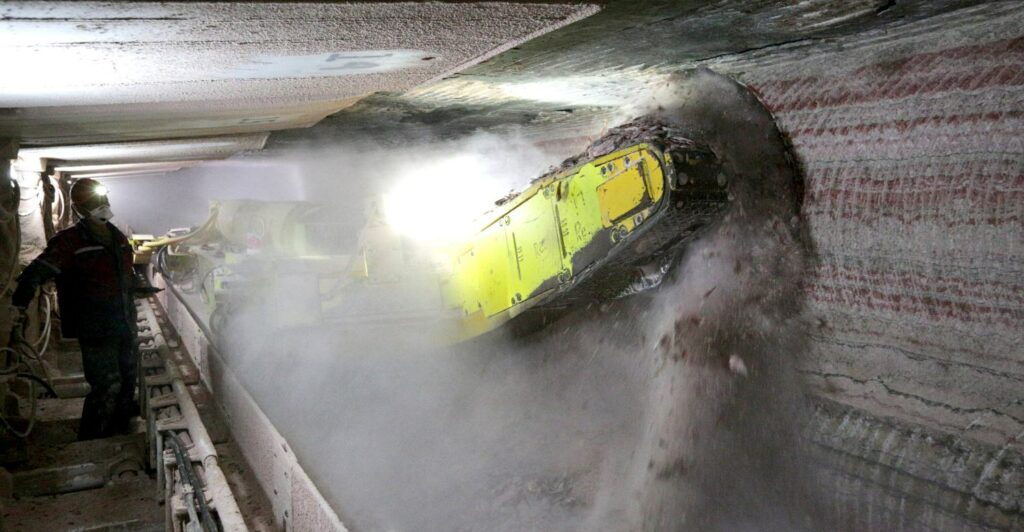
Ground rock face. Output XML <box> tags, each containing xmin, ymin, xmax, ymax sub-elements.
<box><xmin>707</xmin><ymin>3</ymin><xmax>1024</xmax><ymax>529</ymax></box>
<box><xmin>618</xmin><ymin>69</ymin><xmax>824</xmax><ymax>532</ymax></box>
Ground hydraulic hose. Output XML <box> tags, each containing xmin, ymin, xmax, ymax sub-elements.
<box><xmin>140</xmin><ymin>209</ymin><xmax>218</xmax><ymax>251</ymax></box>
<box><xmin>0</xmin><ymin>378</ymin><xmax>35</xmax><ymax>438</ymax></box>
<box><xmin>159</xmin><ymin>276</ymin><xmax>217</xmax><ymax>344</ymax></box>
<box><xmin>12</xmin><ymin>371</ymin><xmax>56</xmax><ymax>395</ymax></box>
<box><xmin>0</xmin><ymin>177</ymin><xmax>28</xmax><ymax>437</ymax></box>
<box><xmin>0</xmin><ymin>337</ymin><xmax>51</xmax><ymax>438</ymax></box>
<box><xmin>0</xmin><ymin>346</ymin><xmax>20</xmax><ymax>375</ymax></box>
<box><xmin>198</xmin><ymin>265</ymin><xmax>230</xmax><ymax>305</ymax></box>
<box><xmin>0</xmin><ymin>179</ymin><xmax>21</xmax><ymax>298</ymax></box>
<box><xmin>162</xmin><ymin>430</ymin><xmax>220</xmax><ymax>532</ymax></box>
<box><xmin>50</xmin><ymin>175</ymin><xmax>65</xmax><ymax>225</ymax></box>
<box><xmin>27</xmin><ymin>294</ymin><xmax>52</xmax><ymax>356</ymax></box>
<box><xmin>16</xmin><ymin>179</ymin><xmax>40</xmax><ymax>217</ymax></box>
<box><xmin>155</xmin><ymin>245</ymin><xmax>197</xmax><ymax>287</ymax></box>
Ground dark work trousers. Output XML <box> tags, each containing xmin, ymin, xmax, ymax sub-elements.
<box><xmin>78</xmin><ymin>333</ymin><xmax>138</xmax><ymax>440</ymax></box>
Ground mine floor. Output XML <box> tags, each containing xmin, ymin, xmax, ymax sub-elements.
<box><xmin>1</xmin><ymin>297</ymin><xmax>276</xmax><ymax>532</ymax></box>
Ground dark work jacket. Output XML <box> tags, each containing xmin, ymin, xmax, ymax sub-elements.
<box><xmin>12</xmin><ymin>221</ymin><xmax>137</xmax><ymax>339</ymax></box>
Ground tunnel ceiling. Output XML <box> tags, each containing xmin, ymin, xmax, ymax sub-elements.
<box><xmin>2</xmin><ymin>0</ymin><xmax>985</xmax><ymax>174</ymax></box>
<box><xmin>0</xmin><ymin>1</ymin><xmax>598</xmax><ymax>172</ymax></box>
<box><xmin>264</xmin><ymin>0</ymin><xmax>982</xmax><ymax>150</ymax></box>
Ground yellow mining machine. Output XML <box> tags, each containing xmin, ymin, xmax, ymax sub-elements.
<box><xmin>437</xmin><ymin>133</ymin><xmax>727</xmax><ymax>341</ymax></box>
<box><xmin>140</xmin><ymin>200</ymin><xmax>352</xmax><ymax>332</ymax></box>
<box><xmin>143</xmin><ymin>118</ymin><xmax>729</xmax><ymax>343</ymax></box>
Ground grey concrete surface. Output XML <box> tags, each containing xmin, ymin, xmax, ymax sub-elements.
<box><xmin>0</xmin><ymin>1</ymin><xmax>598</xmax><ymax>145</ymax></box>
<box><xmin>18</xmin><ymin>134</ymin><xmax>270</xmax><ymax>167</ymax></box>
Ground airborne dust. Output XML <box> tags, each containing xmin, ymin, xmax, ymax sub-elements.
<box><xmin>113</xmin><ymin>69</ymin><xmax>829</xmax><ymax>531</ymax></box>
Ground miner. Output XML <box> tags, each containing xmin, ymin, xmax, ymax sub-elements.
<box><xmin>11</xmin><ymin>178</ymin><xmax>153</xmax><ymax>439</ymax></box>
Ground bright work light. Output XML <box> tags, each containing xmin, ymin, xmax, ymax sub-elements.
<box><xmin>382</xmin><ymin>155</ymin><xmax>506</xmax><ymax>245</ymax></box>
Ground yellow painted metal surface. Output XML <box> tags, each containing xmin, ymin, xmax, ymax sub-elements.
<box><xmin>440</xmin><ymin>143</ymin><xmax>668</xmax><ymax>340</ymax></box>
<box><xmin>598</xmin><ymin>164</ymin><xmax>648</xmax><ymax>225</ymax></box>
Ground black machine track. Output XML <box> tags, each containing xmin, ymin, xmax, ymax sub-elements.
<box><xmin>528</xmin><ymin>117</ymin><xmax>731</xmax><ymax>312</ymax></box>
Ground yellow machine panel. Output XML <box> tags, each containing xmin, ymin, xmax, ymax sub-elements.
<box><xmin>441</xmin><ymin>144</ymin><xmax>671</xmax><ymax>340</ymax></box>
<box><xmin>597</xmin><ymin>159</ymin><xmax>653</xmax><ymax>225</ymax></box>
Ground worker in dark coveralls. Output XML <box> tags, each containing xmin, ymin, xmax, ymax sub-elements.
<box><xmin>11</xmin><ymin>178</ymin><xmax>153</xmax><ymax>440</ymax></box>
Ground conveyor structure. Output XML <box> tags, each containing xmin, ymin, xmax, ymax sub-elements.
<box><xmin>136</xmin><ymin>298</ymin><xmax>246</xmax><ymax>531</ymax></box>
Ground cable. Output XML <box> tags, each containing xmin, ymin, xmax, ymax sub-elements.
<box><xmin>0</xmin><ymin>335</ymin><xmax>52</xmax><ymax>438</ymax></box>
<box><xmin>162</xmin><ymin>430</ymin><xmax>219</xmax><ymax>532</ymax></box>
<box><xmin>198</xmin><ymin>265</ymin><xmax>231</xmax><ymax>305</ymax></box>
<box><xmin>161</xmin><ymin>279</ymin><xmax>217</xmax><ymax>344</ymax></box>
<box><xmin>16</xmin><ymin>179</ymin><xmax>40</xmax><ymax>217</ymax></box>
<box><xmin>27</xmin><ymin>294</ymin><xmax>52</xmax><ymax>355</ymax></box>
<box><xmin>50</xmin><ymin>175</ymin><xmax>65</xmax><ymax>224</ymax></box>
<box><xmin>154</xmin><ymin>245</ymin><xmax>168</xmax><ymax>275</ymax></box>
<box><xmin>0</xmin><ymin>180</ymin><xmax>21</xmax><ymax>298</ymax></box>
<box><xmin>140</xmin><ymin>208</ymin><xmax>219</xmax><ymax>252</ymax></box>
<box><xmin>52</xmin><ymin>182</ymin><xmax>63</xmax><ymax>219</ymax></box>
<box><xmin>0</xmin><ymin>378</ymin><xmax>35</xmax><ymax>438</ymax></box>
<box><xmin>13</xmin><ymin>336</ymin><xmax>40</xmax><ymax>362</ymax></box>
<box><xmin>208</xmin><ymin>304</ymin><xmax>231</xmax><ymax>338</ymax></box>
<box><xmin>14</xmin><ymin>372</ymin><xmax>57</xmax><ymax>395</ymax></box>
<box><xmin>0</xmin><ymin>346</ymin><xmax>20</xmax><ymax>375</ymax></box>
<box><xmin>0</xmin><ymin>177</ymin><xmax>16</xmax><ymax>223</ymax></box>
<box><xmin>154</xmin><ymin>245</ymin><xmax>197</xmax><ymax>288</ymax></box>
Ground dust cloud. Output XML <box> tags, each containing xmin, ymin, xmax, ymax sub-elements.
<box><xmin>130</xmin><ymin>69</ymin><xmax>829</xmax><ymax>531</ymax></box>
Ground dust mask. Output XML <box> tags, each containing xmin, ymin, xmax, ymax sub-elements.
<box><xmin>89</xmin><ymin>204</ymin><xmax>114</xmax><ymax>222</ymax></box>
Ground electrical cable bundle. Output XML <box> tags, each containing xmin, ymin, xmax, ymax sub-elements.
<box><xmin>50</xmin><ymin>174</ymin><xmax>65</xmax><ymax>223</ymax></box>
<box><xmin>0</xmin><ymin>319</ymin><xmax>57</xmax><ymax>438</ymax></box>
<box><xmin>154</xmin><ymin>244</ymin><xmax>199</xmax><ymax>288</ymax></box>
<box><xmin>162</xmin><ymin>430</ymin><xmax>219</xmax><ymax>531</ymax></box>
<box><xmin>0</xmin><ymin>179</ymin><xmax>21</xmax><ymax>298</ymax></box>
<box><xmin>27</xmin><ymin>292</ymin><xmax>53</xmax><ymax>357</ymax></box>
<box><xmin>148</xmin><ymin>209</ymin><xmax>221</xmax><ymax>291</ymax></box>
<box><xmin>16</xmin><ymin>177</ymin><xmax>40</xmax><ymax>217</ymax></box>
<box><xmin>140</xmin><ymin>206</ymin><xmax>219</xmax><ymax>253</ymax></box>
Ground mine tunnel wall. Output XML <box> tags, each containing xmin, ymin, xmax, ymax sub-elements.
<box><xmin>5</xmin><ymin>4</ymin><xmax>1017</xmax><ymax>529</ymax></box>
<box><xmin>709</xmin><ymin>4</ymin><xmax>1022</xmax><ymax>529</ymax></box>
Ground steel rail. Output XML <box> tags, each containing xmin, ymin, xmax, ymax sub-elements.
<box><xmin>136</xmin><ymin>299</ymin><xmax>248</xmax><ymax>531</ymax></box>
